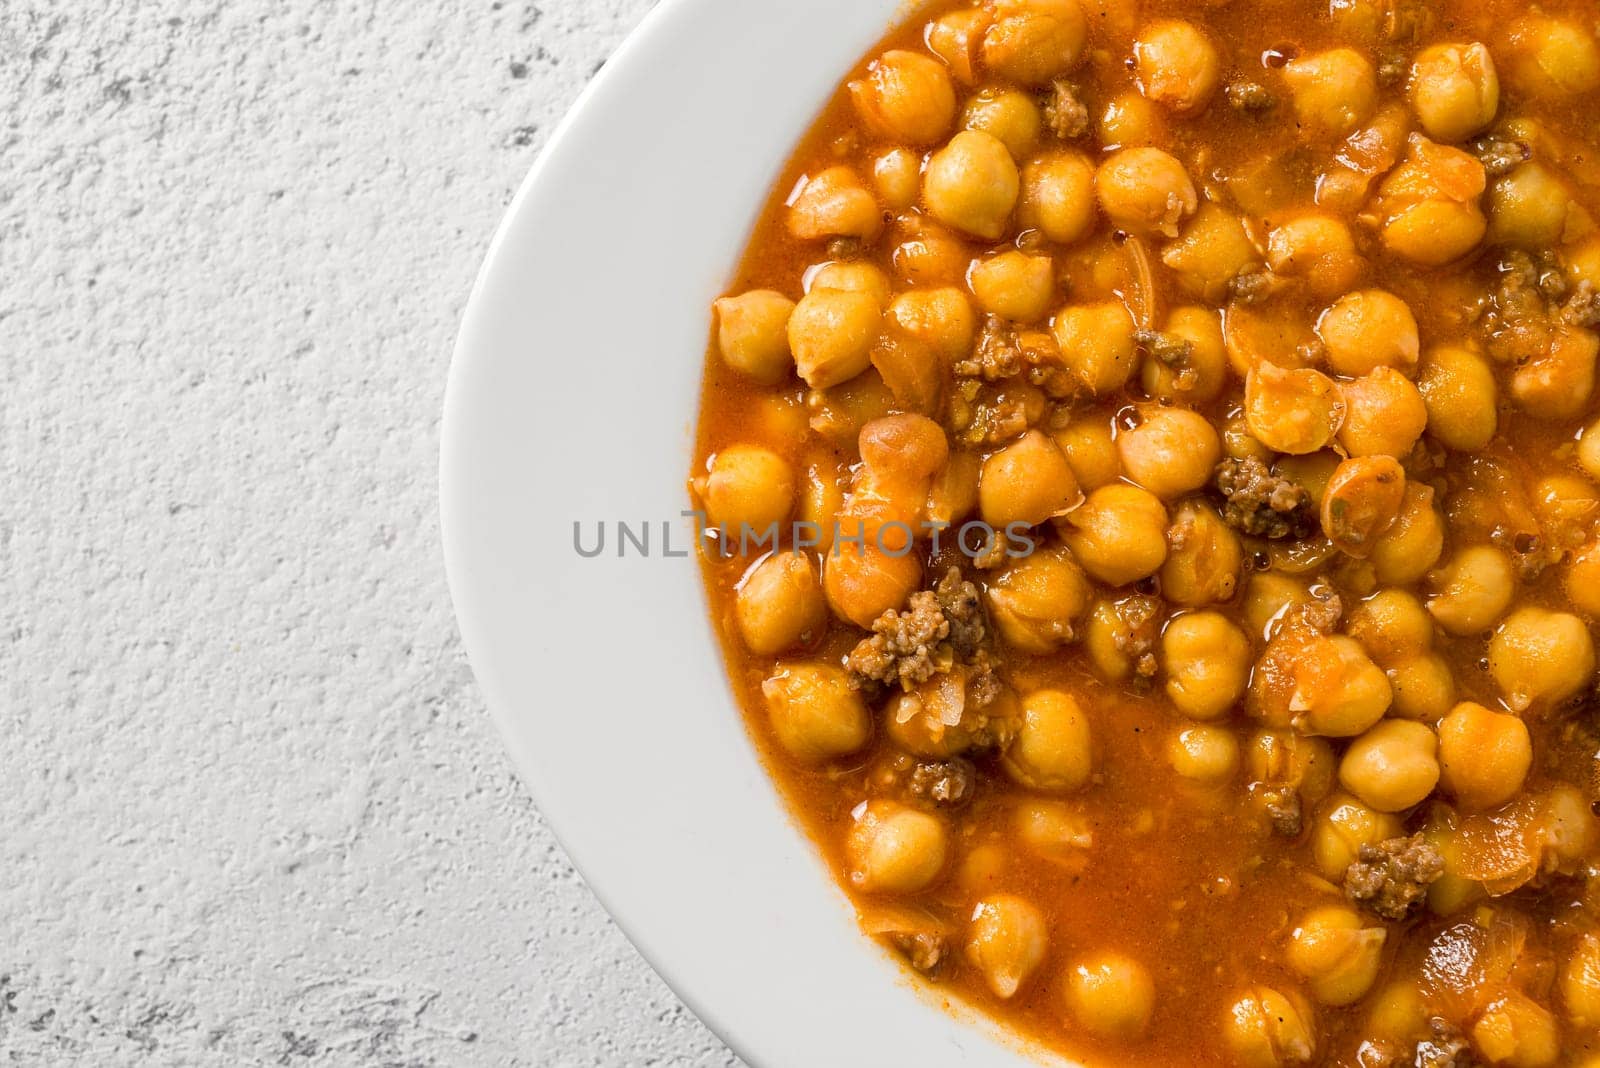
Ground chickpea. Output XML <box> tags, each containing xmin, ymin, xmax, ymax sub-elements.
<box><xmin>1061</xmin><ymin>483</ymin><xmax>1169</xmax><ymax>586</ymax></box>
<box><xmin>859</xmin><ymin>412</ymin><xmax>949</xmax><ymax>484</ymax></box>
<box><xmin>1337</xmin><ymin>368</ymin><xmax>1428</xmax><ymax>459</ymax></box>
<box><xmin>891</xmin><ymin>216</ymin><xmax>972</xmax><ymax>287</ymax></box>
<box><xmin>1543</xmin><ymin>784</ymin><xmax>1599</xmax><ymax>870</ymax></box>
<box><xmin>1578</xmin><ymin>419</ymin><xmax>1600</xmax><ymax>485</ymax></box>
<box><xmin>987</xmin><ymin>545</ymin><xmax>1090</xmax><ymax>654</ymax></box>
<box><xmin>799</xmin><ymin>453</ymin><xmax>847</xmax><ymax>552</ymax></box>
<box><xmin>1321</xmin><ymin>456</ymin><xmax>1405</xmax><ymax>559</ymax></box>
<box><xmin>1417</xmin><ymin>344</ymin><xmax>1498</xmax><ymax>451</ymax></box>
<box><xmin>1134</xmin><ymin>20</ymin><xmax>1221</xmax><ymax>114</ymax></box>
<box><xmin>846</xmin><ymin>800</ymin><xmax>948</xmax><ymax>894</ymax></box>
<box><xmin>1282</xmin><ymin>634</ymin><xmax>1393</xmax><ymax>738</ymax></box>
<box><xmin>1567</xmin><ymin>541</ymin><xmax>1600</xmax><ymax>618</ymax></box>
<box><xmin>737</xmin><ymin>551</ymin><xmax>827</xmax><ymax>655</ymax></box>
<box><xmin>1490</xmin><ymin>162</ymin><xmax>1583</xmax><ymax>249</ymax></box>
<box><xmin>1168</xmin><ymin>724</ymin><xmax>1240</xmax><ymax>784</ymax></box>
<box><xmin>1339</xmin><ymin>719</ymin><xmax>1440</xmax><ymax>812</ymax></box>
<box><xmin>1562</xmin><ymin>933</ymin><xmax>1600</xmax><ymax>1029</ymax></box>
<box><xmin>885</xmin><ymin>669</ymin><xmax>1012</xmax><ymax>759</ymax></box>
<box><xmin>1141</xmin><ymin>306</ymin><xmax>1227</xmax><ymax>404</ymax></box>
<box><xmin>923</xmin><ymin>130</ymin><xmax>1020</xmax><ymax>241</ymax></box>
<box><xmin>1316</xmin><ymin>290</ymin><xmax>1419</xmax><ymax>378</ymax></box>
<box><xmin>1052</xmin><ymin>301</ymin><xmax>1139</xmax><ymax>395</ymax></box>
<box><xmin>1099</xmin><ymin>91</ymin><xmax>1167</xmax><ymax>150</ymax></box>
<box><xmin>1409</xmin><ymin>43</ymin><xmax>1499</xmax><ymax>143</ymax></box>
<box><xmin>1053</xmin><ymin>418</ymin><xmax>1121</xmax><ymax>492</ymax></box>
<box><xmin>1243</xmin><ymin>573</ymin><xmax>1314</xmax><ymax>642</ymax></box>
<box><xmin>969</xmin><ymin>250</ymin><xmax>1056</xmax><ymax>323</ymax></box>
<box><xmin>871</xmin><ymin>148</ymin><xmax>922</xmax><ymax>211</ymax></box>
<box><xmin>1161</xmin><ymin>501</ymin><xmax>1243</xmax><ymax>608</ymax></box>
<box><xmin>1115</xmin><ymin>407</ymin><xmax>1221</xmax><ymax>501</ymax></box>
<box><xmin>1426</xmin><ymin>546</ymin><xmax>1514</xmax><ymax>636</ymax></box>
<box><xmin>1266</xmin><ymin>216</ymin><xmax>1364</xmax><ymax>300</ymax></box>
<box><xmin>1066</xmin><ymin>951</ymin><xmax>1156</xmax><ymax>1039</ymax></box>
<box><xmin>962</xmin><ymin>87</ymin><xmax>1043</xmax><ymax>159</ymax></box>
<box><xmin>823</xmin><ymin>541</ymin><xmax>921</xmax><ymax>628</ymax></box>
<box><xmin>788</xmin><ymin>166</ymin><xmax>882</xmax><ymax>242</ymax></box>
<box><xmin>1437</xmin><ymin>702</ymin><xmax>1532</xmax><ymax>811</ymax></box>
<box><xmin>1536</xmin><ymin>470</ymin><xmax>1600</xmax><ymax>535</ymax></box>
<box><xmin>1510</xmin><ymin>324</ymin><xmax>1598</xmax><ymax>421</ymax></box>
<box><xmin>1328</xmin><ymin>0</ymin><xmax>1383</xmax><ymax>41</ymax></box>
<box><xmin>850</xmin><ymin>50</ymin><xmax>957</xmax><ymax>146</ymax></box>
<box><xmin>926</xmin><ymin>8</ymin><xmax>987</xmax><ymax>84</ymax></box>
<box><xmin>1015</xmin><ymin>799</ymin><xmax>1094</xmax><ymax>870</ymax></box>
<box><xmin>1005</xmin><ymin>689</ymin><xmax>1094</xmax><ymax>792</ymax></box>
<box><xmin>1369</xmin><ymin>483</ymin><xmax>1444</xmax><ymax>587</ymax></box>
<box><xmin>1275</xmin><ymin>452</ymin><xmax>1340</xmax><ymax>511</ymax></box>
<box><xmin>1472</xmin><ymin>992</ymin><xmax>1561</xmax><ymax>1068</ymax></box>
<box><xmin>1083</xmin><ymin>597</ymin><xmax>1161</xmax><ymax>682</ymax></box>
<box><xmin>1345</xmin><ymin>589</ymin><xmax>1433</xmax><ymax>666</ymax></box>
<box><xmin>1284</xmin><ymin>49</ymin><xmax>1377</xmax><ymax>140</ymax></box>
<box><xmin>1312</xmin><ymin>793</ymin><xmax>1403</xmax><ymax>880</ymax></box>
<box><xmin>1245</xmin><ymin>363</ymin><xmax>1345</xmax><ymax>455</ymax></box>
<box><xmin>807</xmin><ymin>369</ymin><xmax>897</xmax><ymax>446</ymax></box>
<box><xmin>789</xmin><ymin>287</ymin><xmax>882</xmax><ymax>390</ymax></box>
<box><xmin>966</xmin><ymin>895</ymin><xmax>1049</xmax><ymax>999</ymax></box>
<box><xmin>978</xmin><ymin>430</ymin><xmax>1080</xmax><ymax>531</ymax></box>
<box><xmin>1246</xmin><ymin>730</ymin><xmax>1337</xmax><ymax>811</ymax></box>
<box><xmin>982</xmin><ymin>0</ymin><xmax>1088</xmax><ymax>87</ymax></box>
<box><xmin>1094</xmin><ymin>147</ymin><xmax>1197</xmax><ymax>237</ymax></box>
<box><xmin>1162</xmin><ymin>203</ymin><xmax>1260</xmax><ymax>303</ymax></box>
<box><xmin>1388</xmin><ymin>653</ymin><xmax>1457</xmax><ymax>722</ymax></box>
<box><xmin>1489</xmin><ymin>607</ymin><xmax>1596</xmax><ymax>711</ymax></box>
<box><xmin>1224</xmin><ymin>986</ymin><xmax>1316</xmax><ymax>1067</ymax></box>
<box><xmin>1163</xmin><ymin>612</ymin><xmax>1251</xmax><ymax>720</ymax></box>
<box><xmin>1224</xmin><ymin>303</ymin><xmax>1319</xmax><ymax>378</ymax></box>
<box><xmin>1374</xmin><ymin>136</ymin><xmax>1488</xmax><ymax>266</ymax></box>
<box><xmin>888</xmin><ymin>288</ymin><xmax>976</xmax><ymax>364</ymax></box>
<box><xmin>704</xmin><ymin>445</ymin><xmax>794</xmax><ymax>537</ymax></box>
<box><xmin>1223</xmin><ymin>410</ymin><xmax>1274</xmax><ymax>464</ymax></box>
<box><xmin>762</xmin><ymin>663</ymin><xmax>870</xmax><ymax>763</ymax></box>
<box><xmin>1288</xmin><ymin>906</ymin><xmax>1387</xmax><ymax>1007</ymax></box>
<box><xmin>714</xmin><ymin>290</ymin><xmax>795</xmax><ymax>384</ymax></box>
<box><xmin>924</xmin><ymin>451</ymin><xmax>979</xmax><ymax>530</ymax></box>
<box><xmin>1504</xmin><ymin>14</ymin><xmax>1600</xmax><ymax>99</ymax></box>
<box><xmin>1017</xmin><ymin>151</ymin><xmax>1097</xmax><ymax>245</ymax></box>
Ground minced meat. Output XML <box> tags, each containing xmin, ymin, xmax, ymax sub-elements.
<box><xmin>1213</xmin><ymin>457</ymin><xmax>1318</xmax><ymax>540</ymax></box>
<box><xmin>1257</xmin><ymin>785</ymin><xmax>1303</xmax><ymax>838</ymax></box>
<box><xmin>1227</xmin><ymin>266</ymin><xmax>1276</xmax><ymax>304</ymax></box>
<box><xmin>846</xmin><ymin>569</ymin><xmax>986</xmax><ymax>691</ymax></box>
<box><xmin>1225</xmin><ymin>81</ymin><xmax>1275</xmax><ymax>112</ymax></box>
<box><xmin>1563</xmin><ymin>279</ymin><xmax>1600</xmax><ymax>327</ymax></box>
<box><xmin>908</xmin><ymin>758</ymin><xmax>976</xmax><ymax>807</ymax></box>
<box><xmin>887</xmin><ymin>930</ymin><xmax>951</xmax><ymax>976</ymax></box>
<box><xmin>846</xmin><ymin>567</ymin><xmax>995</xmax><ymax>693</ymax></box>
<box><xmin>1344</xmin><ymin>834</ymin><xmax>1444</xmax><ymax>920</ymax></box>
<box><xmin>1414</xmin><ymin>1019</ymin><xmax>1477</xmax><ymax>1068</ymax></box>
<box><xmin>958</xmin><ymin>315</ymin><xmax>1026</xmax><ymax>381</ymax></box>
<box><xmin>1043</xmin><ymin>80</ymin><xmax>1089</xmax><ymax>139</ymax></box>
<box><xmin>1110</xmin><ymin>594</ymin><xmax>1163</xmax><ymax>680</ymax></box>
<box><xmin>1473</xmin><ymin>133</ymin><xmax>1531</xmax><ymax>178</ymax></box>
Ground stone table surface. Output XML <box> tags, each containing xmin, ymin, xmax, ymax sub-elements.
<box><xmin>3</xmin><ymin>1</ymin><xmax>742</xmax><ymax>1064</ymax></box>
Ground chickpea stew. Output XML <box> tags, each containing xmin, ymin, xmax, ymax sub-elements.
<box><xmin>691</xmin><ymin>0</ymin><xmax>1600</xmax><ymax>1063</ymax></box>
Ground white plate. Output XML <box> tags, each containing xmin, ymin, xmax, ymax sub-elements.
<box><xmin>441</xmin><ymin>1</ymin><xmax>1072</xmax><ymax>1064</ymax></box>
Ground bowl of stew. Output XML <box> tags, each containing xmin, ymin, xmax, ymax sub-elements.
<box><xmin>445</xmin><ymin>0</ymin><xmax>1600</xmax><ymax>1064</ymax></box>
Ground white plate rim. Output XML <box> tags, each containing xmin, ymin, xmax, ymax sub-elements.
<box><xmin>441</xmin><ymin>1</ymin><xmax>1076</xmax><ymax>1065</ymax></box>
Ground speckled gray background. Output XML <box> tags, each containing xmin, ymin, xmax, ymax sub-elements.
<box><xmin>2</xmin><ymin>1</ymin><xmax>744</xmax><ymax>1064</ymax></box>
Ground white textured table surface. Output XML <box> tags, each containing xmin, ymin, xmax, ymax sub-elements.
<box><xmin>3</xmin><ymin>1</ymin><xmax>742</xmax><ymax>1064</ymax></box>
